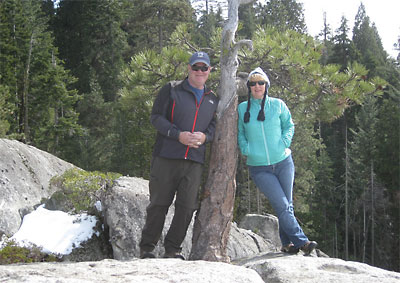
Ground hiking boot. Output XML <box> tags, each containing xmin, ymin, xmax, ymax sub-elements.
<box><xmin>140</xmin><ymin>250</ymin><xmax>156</xmax><ymax>259</ymax></box>
<box><xmin>163</xmin><ymin>251</ymin><xmax>185</xmax><ymax>260</ymax></box>
<box><xmin>281</xmin><ymin>243</ymin><xmax>299</xmax><ymax>254</ymax></box>
<box><xmin>300</xmin><ymin>241</ymin><xmax>318</xmax><ymax>256</ymax></box>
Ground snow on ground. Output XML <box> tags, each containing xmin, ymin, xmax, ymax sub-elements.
<box><xmin>1</xmin><ymin>205</ymin><xmax>98</xmax><ymax>255</ymax></box>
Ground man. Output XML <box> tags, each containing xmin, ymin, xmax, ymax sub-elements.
<box><xmin>139</xmin><ymin>51</ymin><xmax>219</xmax><ymax>259</ymax></box>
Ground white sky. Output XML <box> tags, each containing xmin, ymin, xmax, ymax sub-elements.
<box><xmin>300</xmin><ymin>0</ymin><xmax>399</xmax><ymax>58</ymax></box>
<box><xmin>0</xmin><ymin>205</ymin><xmax>98</xmax><ymax>255</ymax></box>
<box><xmin>194</xmin><ymin>0</ymin><xmax>399</xmax><ymax>58</ymax></box>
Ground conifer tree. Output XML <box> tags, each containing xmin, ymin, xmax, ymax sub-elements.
<box><xmin>352</xmin><ymin>3</ymin><xmax>386</xmax><ymax>77</ymax></box>
<box><xmin>257</xmin><ymin>0</ymin><xmax>306</xmax><ymax>33</ymax></box>
<box><xmin>194</xmin><ymin>7</ymin><xmax>224</xmax><ymax>47</ymax></box>
<box><xmin>123</xmin><ymin>0</ymin><xmax>194</xmax><ymax>53</ymax></box>
<box><xmin>0</xmin><ymin>0</ymin><xmax>81</xmax><ymax>156</ymax></box>
<box><xmin>317</xmin><ymin>12</ymin><xmax>334</xmax><ymax>66</ymax></box>
<box><xmin>237</xmin><ymin>1</ymin><xmax>256</xmax><ymax>39</ymax></box>
<box><xmin>51</xmin><ymin>0</ymin><xmax>129</xmax><ymax>169</ymax></box>
<box><xmin>0</xmin><ymin>83</ymin><xmax>11</xmax><ymax>137</ymax></box>
<box><xmin>54</xmin><ymin>0</ymin><xmax>128</xmax><ymax>102</ymax></box>
<box><xmin>373</xmin><ymin>65</ymin><xmax>400</xmax><ymax>271</ymax></box>
<box><xmin>328</xmin><ymin>16</ymin><xmax>358</xmax><ymax>71</ymax></box>
<box><xmin>0</xmin><ymin>0</ymin><xmax>28</xmax><ymax>137</ymax></box>
<box><xmin>348</xmin><ymin>95</ymin><xmax>392</xmax><ymax>267</ymax></box>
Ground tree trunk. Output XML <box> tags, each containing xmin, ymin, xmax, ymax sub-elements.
<box><xmin>345</xmin><ymin>118</ymin><xmax>349</xmax><ymax>260</ymax></box>
<box><xmin>362</xmin><ymin>200</ymin><xmax>366</xmax><ymax>262</ymax></box>
<box><xmin>190</xmin><ymin>0</ymin><xmax>252</xmax><ymax>262</ymax></box>
<box><xmin>334</xmin><ymin>221</ymin><xmax>338</xmax><ymax>257</ymax></box>
<box><xmin>370</xmin><ymin>160</ymin><xmax>375</xmax><ymax>265</ymax></box>
<box><xmin>22</xmin><ymin>32</ymin><xmax>35</xmax><ymax>142</ymax></box>
<box><xmin>190</xmin><ymin>99</ymin><xmax>238</xmax><ymax>262</ymax></box>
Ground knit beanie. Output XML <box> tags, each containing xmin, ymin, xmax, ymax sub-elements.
<box><xmin>244</xmin><ymin>67</ymin><xmax>270</xmax><ymax>123</ymax></box>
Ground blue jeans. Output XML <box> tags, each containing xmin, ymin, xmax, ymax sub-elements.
<box><xmin>249</xmin><ymin>155</ymin><xmax>308</xmax><ymax>248</ymax></box>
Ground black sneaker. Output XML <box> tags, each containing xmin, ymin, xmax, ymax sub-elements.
<box><xmin>281</xmin><ymin>244</ymin><xmax>300</xmax><ymax>254</ymax></box>
<box><xmin>163</xmin><ymin>251</ymin><xmax>185</xmax><ymax>260</ymax></box>
<box><xmin>140</xmin><ymin>251</ymin><xmax>156</xmax><ymax>259</ymax></box>
<box><xmin>300</xmin><ymin>241</ymin><xmax>318</xmax><ymax>256</ymax></box>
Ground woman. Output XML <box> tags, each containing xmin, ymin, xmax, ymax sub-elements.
<box><xmin>237</xmin><ymin>67</ymin><xmax>317</xmax><ymax>255</ymax></box>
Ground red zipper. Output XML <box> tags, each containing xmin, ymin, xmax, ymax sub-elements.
<box><xmin>171</xmin><ymin>100</ymin><xmax>176</xmax><ymax>122</ymax></box>
<box><xmin>184</xmin><ymin>95</ymin><xmax>204</xmax><ymax>159</ymax></box>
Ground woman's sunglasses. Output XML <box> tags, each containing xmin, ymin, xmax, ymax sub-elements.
<box><xmin>191</xmin><ymin>65</ymin><xmax>209</xmax><ymax>72</ymax></box>
<box><xmin>249</xmin><ymin>81</ymin><xmax>266</xmax><ymax>86</ymax></box>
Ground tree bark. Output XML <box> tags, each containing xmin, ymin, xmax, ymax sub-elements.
<box><xmin>190</xmin><ymin>0</ymin><xmax>252</xmax><ymax>262</ymax></box>
<box><xmin>345</xmin><ymin>117</ymin><xmax>349</xmax><ymax>260</ymax></box>
<box><xmin>370</xmin><ymin>160</ymin><xmax>375</xmax><ymax>266</ymax></box>
<box><xmin>22</xmin><ymin>32</ymin><xmax>35</xmax><ymax>142</ymax></box>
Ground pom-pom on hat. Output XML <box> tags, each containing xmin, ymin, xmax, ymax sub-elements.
<box><xmin>189</xmin><ymin>51</ymin><xmax>210</xmax><ymax>66</ymax></box>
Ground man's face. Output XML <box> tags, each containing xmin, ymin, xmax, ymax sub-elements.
<box><xmin>187</xmin><ymin>62</ymin><xmax>210</xmax><ymax>88</ymax></box>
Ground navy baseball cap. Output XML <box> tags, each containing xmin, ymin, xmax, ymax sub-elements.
<box><xmin>189</xmin><ymin>51</ymin><xmax>210</xmax><ymax>66</ymax></box>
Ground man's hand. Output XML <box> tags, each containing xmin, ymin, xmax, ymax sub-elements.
<box><xmin>193</xmin><ymin>132</ymin><xmax>206</xmax><ymax>145</ymax></box>
<box><xmin>179</xmin><ymin>131</ymin><xmax>206</xmax><ymax>148</ymax></box>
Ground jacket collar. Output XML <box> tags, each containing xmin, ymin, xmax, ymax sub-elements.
<box><xmin>250</xmin><ymin>95</ymin><xmax>269</xmax><ymax>105</ymax></box>
<box><xmin>183</xmin><ymin>78</ymin><xmax>212</xmax><ymax>96</ymax></box>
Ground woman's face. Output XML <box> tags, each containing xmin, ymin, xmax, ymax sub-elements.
<box><xmin>249</xmin><ymin>80</ymin><xmax>266</xmax><ymax>100</ymax></box>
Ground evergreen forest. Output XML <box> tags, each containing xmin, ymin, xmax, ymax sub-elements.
<box><xmin>0</xmin><ymin>0</ymin><xmax>399</xmax><ymax>272</ymax></box>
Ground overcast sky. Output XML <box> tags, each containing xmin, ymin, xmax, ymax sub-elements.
<box><xmin>300</xmin><ymin>0</ymin><xmax>399</xmax><ymax>58</ymax></box>
<box><xmin>193</xmin><ymin>0</ymin><xmax>399</xmax><ymax>59</ymax></box>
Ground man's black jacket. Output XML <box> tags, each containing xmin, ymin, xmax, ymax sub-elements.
<box><xmin>151</xmin><ymin>79</ymin><xmax>219</xmax><ymax>164</ymax></box>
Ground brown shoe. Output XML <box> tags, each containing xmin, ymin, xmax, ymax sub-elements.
<box><xmin>300</xmin><ymin>241</ymin><xmax>317</xmax><ymax>256</ymax></box>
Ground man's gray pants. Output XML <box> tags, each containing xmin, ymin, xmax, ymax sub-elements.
<box><xmin>139</xmin><ymin>156</ymin><xmax>203</xmax><ymax>254</ymax></box>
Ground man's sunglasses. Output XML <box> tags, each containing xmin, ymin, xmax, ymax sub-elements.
<box><xmin>249</xmin><ymin>81</ymin><xmax>266</xmax><ymax>87</ymax></box>
<box><xmin>191</xmin><ymin>65</ymin><xmax>209</xmax><ymax>72</ymax></box>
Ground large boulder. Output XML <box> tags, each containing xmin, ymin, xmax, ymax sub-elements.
<box><xmin>0</xmin><ymin>258</ymin><xmax>265</xmax><ymax>283</ymax></box>
<box><xmin>2</xmin><ymin>139</ymin><xmax>400</xmax><ymax>282</ymax></box>
<box><xmin>227</xmin><ymin>222</ymin><xmax>278</xmax><ymax>260</ymax></box>
<box><xmin>0</xmin><ymin>139</ymin><xmax>76</xmax><ymax>237</ymax></box>
<box><xmin>236</xmin><ymin>253</ymin><xmax>400</xmax><ymax>283</ymax></box>
<box><xmin>102</xmin><ymin>176</ymin><xmax>277</xmax><ymax>261</ymax></box>
<box><xmin>102</xmin><ymin>176</ymin><xmax>194</xmax><ymax>259</ymax></box>
<box><xmin>238</xmin><ymin>214</ymin><xmax>281</xmax><ymax>248</ymax></box>
<box><xmin>1</xmin><ymin>255</ymin><xmax>399</xmax><ymax>282</ymax></box>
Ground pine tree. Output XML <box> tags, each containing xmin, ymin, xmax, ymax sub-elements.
<box><xmin>0</xmin><ymin>82</ymin><xmax>11</xmax><ymax>137</ymax></box>
<box><xmin>123</xmin><ymin>0</ymin><xmax>194</xmax><ymax>53</ymax></box>
<box><xmin>328</xmin><ymin>16</ymin><xmax>358</xmax><ymax>71</ymax></box>
<box><xmin>0</xmin><ymin>0</ymin><xmax>28</xmax><ymax>137</ymax></box>
<box><xmin>0</xmin><ymin>0</ymin><xmax>81</xmax><ymax>155</ymax></box>
<box><xmin>237</xmin><ymin>1</ymin><xmax>256</xmax><ymax>39</ymax></box>
<box><xmin>54</xmin><ymin>0</ymin><xmax>128</xmax><ymax>102</ymax></box>
<box><xmin>348</xmin><ymin>95</ymin><xmax>392</xmax><ymax>267</ymax></box>
<box><xmin>310</xmin><ymin>148</ymin><xmax>339</xmax><ymax>255</ymax></box>
<box><xmin>352</xmin><ymin>3</ymin><xmax>386</xmax><ymax>77</ymax></box>
<box><xmin>51</xmin><ymin>0</ymin><xmax>130</xmax><ymax>169</ymax></box>
<box><xmin>194</xmin><ymin>7</ymin><xmax>224</xmax><ymax>47</ymax></box>
<box><xmin>316</xmin><ymin>11</ymin><xmax>334</xmax><ymax>66</ymax></box>
<box><xmin>257</xmin><ymin>0</ymin><xmax>306</xmax><ymax>33</ymax></box>
<box><xmin>373</xmin><ymin>64</ymin><xmax>400</xmax><ymax>271</ymax></box>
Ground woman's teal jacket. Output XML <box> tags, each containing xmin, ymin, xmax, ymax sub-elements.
<box><xmin>238</xmin><ymin>96</ymin><xmax>294</xmax><ymax>166</ymax></box>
